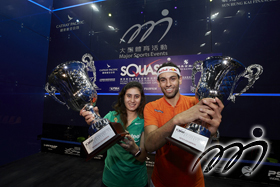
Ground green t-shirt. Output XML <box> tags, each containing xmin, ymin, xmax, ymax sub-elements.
<box><xmin>102</xmin><ymin>111</ymin><xmax>148</xmax><ymax>187</ymax></box>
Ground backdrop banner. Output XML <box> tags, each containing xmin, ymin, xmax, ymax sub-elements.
<box><xmin>91</xmin><ymin>53</ymin><xmax>221</xmax><ymax>94</ymax></box>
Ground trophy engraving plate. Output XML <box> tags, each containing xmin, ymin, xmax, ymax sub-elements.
<box><xmin>83</xmin><ymin>124</ymin><xmax>116</xmax><ymax>154</ymax></box>
<box><xmin>170</xmin><ymin>125</ymin><xmax>209</xmax><ymax>152</ymax></box>
<box><xmin>82</xmin><ymin>122</ymin><xmax>127</xmax><ymax>161</ymax></box>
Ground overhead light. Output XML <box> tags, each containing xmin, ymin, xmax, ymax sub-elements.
<box><xmin>200</xmin><ymin>43</ymin><xmax>206</xmax><ymax>47</ymax></box>
<box><xmin>108</xmin><ymin>25</ymin><xmax>115</xmax><ymax>30</ymax></box>
<box><xmin>211</xmin><ymin>12</ymin><xmax>219</xmax><ymax>19</ymax></box>
<box><xmin>91</xmin><ymin>4</ymin><xmax>99</xmax><ymax>11</ymax></box>
<box><xmin>223</xmin><ymin>29</ymin><xmax>229</xmax><ymax>34</ymax></box>
<box><xmin>205</xmin><ymin>31</ymin><xmax>211</xmax><ymax>36</ymax></box>
<box><xmin>108</xmin><ymin>13</ymin><xmax>112</xmax><ymax>17</ymax></box>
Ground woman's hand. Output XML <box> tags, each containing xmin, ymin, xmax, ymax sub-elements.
<box><xmin>119</xmin><ymin>134</ymin><xmax>139</xmax><ymax>155</ymax></box>
<box><xmin>79</xmin><ymin>106</ymin><xmax>100</xmax><ymax>125</ymax></box>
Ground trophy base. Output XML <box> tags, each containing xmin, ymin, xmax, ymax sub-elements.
<box><xmin>82</xmin><ymin>122</ymin><xmax>127</xmax><ymax>161</ymax></box>
<box><xmin>166</xmin><ymin>125</ymin><xmax>210</xmax><ymax>155</ymax></box>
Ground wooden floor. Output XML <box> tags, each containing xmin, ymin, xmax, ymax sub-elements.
<box><xmin>0</xmin><ymin>152</ymin><xmax>278</xmax><ymax>187</ymax></box>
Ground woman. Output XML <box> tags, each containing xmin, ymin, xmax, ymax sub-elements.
<box><xmin>80</xmin><ymin>81</ymin><xmax>148</xmax><ymax>187</ymax></box>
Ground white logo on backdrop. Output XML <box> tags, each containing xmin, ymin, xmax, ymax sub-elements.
<box><xmin>56</xmin><ymin>14</ymin><xmax>85</xmax><ymax>32</ymax></box>
<box><xmin>68</xmin><ymin>15</ymin><xmax>73</xmax><ymax>22</ymax></box>
<box><xmin>81</xmin><ymin>53</ymin><xmax>98</xmax><ymax>89</ymax></box>
<box><xmin>120</xmin><ymin>63</ymin><xmax>160</xmax><ymax>77</ymax></box>
<box><xmin>120</xmin><ymin>9</ymin><xmax>173</xmax><ymax>44</ymax></box>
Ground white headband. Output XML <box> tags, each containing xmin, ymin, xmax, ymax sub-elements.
<box><xmin>157</xmin><ymin>66</ymin><xmax>181</xmax><ymax>77</ymax></box>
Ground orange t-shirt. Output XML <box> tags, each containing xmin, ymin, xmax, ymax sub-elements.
<box><xmin>144</xmin><ymin>95</ymin><xmax>204</xmax><ymax>187</ymax></box>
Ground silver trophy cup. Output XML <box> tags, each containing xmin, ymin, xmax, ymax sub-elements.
<box><xmin>45</xmin><ymin>61</ymin><xmax>109</xmax><ymax>135</ymax></box>
<box><xmin>188</xmin><ymin>56</ymin><xmax>263</xmax><ymax>139</ymax></box>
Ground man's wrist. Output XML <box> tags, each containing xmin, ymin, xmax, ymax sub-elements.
<box><xmin>171</xmin><ymin>117</ymin><xmax>180</xmax><ymax>127</ymax></box>
<box><xmin>212</xmin><ymin>130</ymin><xmax>220</xmax><ymax>140</ymax></box>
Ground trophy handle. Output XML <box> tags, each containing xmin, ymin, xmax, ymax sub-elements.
<box><xmin>45</xmin><ymin>82</ymin><xmax>70</xmax><ymax>109</ymax></box>
<box><xmin>191</xmin><ymin>60</ymin><xmax>203</xmax><ymax>92</ymax></box>
<box><xmin>85</xmin><ymin>104</ymin><xmax>110</xmax><ymax>135</ymax></box>
<box><xmin>84</xmin><ymin>104</ymin><xmax>102</xmax><ymax>120</ymax></box>
<box><xmin>228</xmin><ymin>64</ymin><xmax>263</xmax><ymax>102</ymax></box>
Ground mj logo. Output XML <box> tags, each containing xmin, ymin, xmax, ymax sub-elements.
<box><xmin>192</xmin><ymin>127</ymin><xmax>269</xmax><ymax>176</ymax></box>
<box><xmin>120</xmin><ymin>9</ymin><xmax>173</xmax><ymax>44</ymax></box>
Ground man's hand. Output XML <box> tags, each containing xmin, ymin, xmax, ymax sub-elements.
<box><xmin>172</xmin><ymin>98</ymin><xmax>215</xmax><ymax>125</ymax></box>
<box><xmin>198</xmin><ymin>97</ymin><xmax>224</xmax><ymax>135</ymax></box>
<box><xmin>172</xmin><ymin>97</ymin><xmax>223</xmax><ymax>135</ymax></box>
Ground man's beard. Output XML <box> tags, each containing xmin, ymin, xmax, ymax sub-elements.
<box><xmin>162</xmin><ymin>87</ymin><xmax>179</xmax><ymax>99</ymax></box>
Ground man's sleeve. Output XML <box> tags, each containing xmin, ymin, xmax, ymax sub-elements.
<box><xmin>191</xmin><ymin>96</ymin><xmax>199</xmax><ymax>106</ymax></box>
<box><xmin>144</xmin><ymin>102</ymin><xmax>158</xmax><ymax>128</ymax></box>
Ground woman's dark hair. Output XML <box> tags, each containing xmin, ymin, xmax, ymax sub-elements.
<box><xmin>157</xmin><ymin>62</ymin><xmax>181</xmax><ymax>81</ymax></box>
<box><xmin>114</xmin><ymin>81</ymin><xmax>146</xmax><ymax>128</ymax></box>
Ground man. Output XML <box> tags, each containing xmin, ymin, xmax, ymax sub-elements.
<box><xmin>144</xmin><ymin>62</ymin><xmax>224</xmax><ymax>187</ymax></box>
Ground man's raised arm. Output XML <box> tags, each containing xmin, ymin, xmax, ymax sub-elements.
<box><xmin>144</xmin><ymin>119</ymin><xmax>177</xmax><ymax>153</ymax></box>
<box><xmin>144</xmin><ymin>98</ymin><xmax>224</xmax><ymax>153</ymax></box>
